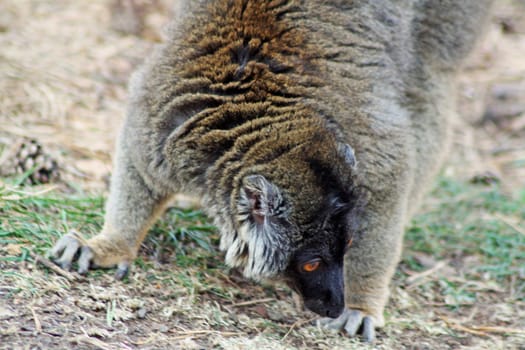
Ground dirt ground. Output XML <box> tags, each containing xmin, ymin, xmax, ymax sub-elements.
<box><xmin>1</xmin><ymin>1</ymin><xmax>524</xmax><ymax>349</ymax></box>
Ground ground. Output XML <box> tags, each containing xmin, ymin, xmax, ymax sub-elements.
<box><xmin>1</xmin><ymin>1</ymin><xmax>524</xmax><ymax>349</ymax></box>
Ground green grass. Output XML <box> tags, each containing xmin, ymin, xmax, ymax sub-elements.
<box><xmin>1</xmin><ymin>175</ymin><xmax>524</xmax><ymax>348</ymax></box>
<box><xmin>2</xmin><ymin>175</ymin><xmax>524</xmax><ymax>301</ymax></box>
<box><xmin>0</xmin><ymin>179</ymin><xmax>217</xmax><ymax>269</ymax></box>
<box><xmin>405</xmin><ymin>176</ymin><xmax>525</xmax><ymax>301</ymax></box>
<box><xmin>1</xmin><ymin>192</ymin><xmax>104</xmax><ymax>254</ymax></box>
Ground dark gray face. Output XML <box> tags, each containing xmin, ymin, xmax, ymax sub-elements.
<box><xmin>286</xmin><ymin>200</ymin><xmax>349</xmax><ymax>318</ymax></box>
<box><xmin>285</xmin><ymin>230</ymin><xmax>349</xmax><ymax>318</ymax></box>
<box><xmin>234</xmin><ymin>173</ymin><xmax>363</xmax><ymax>306</ymax></box>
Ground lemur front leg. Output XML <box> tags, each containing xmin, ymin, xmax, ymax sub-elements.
<box><xmin>319</xmin><ymin>198</ymin><xmax>406</xmax><ymax>342</ymax></box>
<box><xmin>51</xmin><ymin>139</ymin><xmax>172</xmax><ymax>279</ymax></box>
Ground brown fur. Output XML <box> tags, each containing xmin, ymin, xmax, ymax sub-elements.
<box><xmin>52</xmin><ymin>0</ymin><xmax>492</xmax><ymax>341</ymax></box>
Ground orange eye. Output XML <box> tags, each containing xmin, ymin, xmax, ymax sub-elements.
<box><xmin>302</xmin><ymin>260</ymin><xmax>321</xmax><ymax>272</ymax></box>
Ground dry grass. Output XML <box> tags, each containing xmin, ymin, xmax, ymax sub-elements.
<box><xmin>1</xmin><ymin>1</ymin><xmax>524</xmax><ymax>349</ymax></box>
<box><xmin>0</xmin><ymin>0</ymin><xmax>166</xmax><ymax>189</ymax></box>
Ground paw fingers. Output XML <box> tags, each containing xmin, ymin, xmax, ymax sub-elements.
<box><xmin>362</xmin><ymin>316</ymin><xmax>376</xmax><ymax>343</ymax></box>
<box><xmin>50</xmin><ymin>233</ymin><xmax>131</xmax><ymax>279</ymax></box>
<box><xmin>49</xmin><ymin>236</ymin><xmax>67</xmax><ymax>258</ymax></box>
<box><xmin>343</xmin><ymin>309</ymin><xmax>363</xmax><ymax>336</ymax></box>
<box><xmin>51</xmin><ymin>235</ymin><xmax>81</xmax><ymax>271</ymax></box>
<box><xmin>50</xmin><ymin>233</ymin><xmax>93</xmax><ymax>274</ymax></box>
<box><xmin>77</xmin><ymin>246</ymin><xmax>94</xmax><ymax>275</ymax></box>
<box><xmin>318</xmin><ymin>308</ymin><xmax>377</xmax><ymax>342</ymax></box>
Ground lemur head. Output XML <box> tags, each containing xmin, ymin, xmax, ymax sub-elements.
<box><xmin>232</xmin><ymin>142</ymin><xmax>364</xmax><ymax>318</ymax></box>
<box><xmin>283</xmin><ymin>195</ymin><xmax>355</xmax><ymax>318</ymax></box>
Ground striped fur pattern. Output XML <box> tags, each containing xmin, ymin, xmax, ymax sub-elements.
<box><xmin>50</xmin><ymin>0</ymin><xmax>493</xmax><ymax>337</ymax></box>
<box><xmin>128</xmin><ymin>0</ymin><xmax>364</xmax><ymax>279</ymax></box>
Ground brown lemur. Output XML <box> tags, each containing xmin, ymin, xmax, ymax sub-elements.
<box><xmin>51</xmin><ymin>0</ymin><xmax>492</xmax><ymax>342</ymax></box>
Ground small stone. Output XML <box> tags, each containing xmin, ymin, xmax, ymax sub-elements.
<box><xmin>137</xmin><ymin>308</ymin><xmax>147</xmax><ymax>319</ymax></box>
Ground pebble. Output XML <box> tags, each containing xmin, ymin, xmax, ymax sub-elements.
<box><xmin>137</xmin><ymin>308</ymin><xmax>147</xmax><ymax>319</ymax></box>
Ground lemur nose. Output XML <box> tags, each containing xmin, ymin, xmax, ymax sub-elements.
<box><xmin>326</xmin><ymin>307</ymin><xmax>343</xmax><ymax>318</ymax></box>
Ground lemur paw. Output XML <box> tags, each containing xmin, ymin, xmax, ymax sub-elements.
<box><xmin>50</xmin><ymin>232</ymin><xmax>130</xmax><ymax>280</ymax></box>
<box><xmin>317</xmin><ymin>308</ymin><xmax>376</xmax><ymax>342</ymax></box>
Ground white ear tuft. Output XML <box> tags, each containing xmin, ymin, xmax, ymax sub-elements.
<box><xmin>234</xmin><ymin>174</ymin><xmax>292</xmax><ymax>279</ymax></box>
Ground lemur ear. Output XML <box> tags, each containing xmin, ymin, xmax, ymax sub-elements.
<box><xmin>338</xmin><ymin>143</ymin><xmax>356</xmax><ymax>168</ymax></box>
<box><xmin>240</xmin><ymin>175</ymin><xmax>284</xmax><ymax>225</ymax></box>
<box><xmin>235</xmin><ymin>174</ymin><xmax>291</xmax><ymax>279</ymax></box>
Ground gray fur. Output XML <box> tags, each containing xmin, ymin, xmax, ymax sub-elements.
<box><xmin>51</xmin><ymin>0</ymin><xmax>493</xmax><ymax>341</ymax></box>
